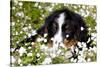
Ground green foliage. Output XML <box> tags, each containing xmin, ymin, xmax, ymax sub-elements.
<box><xmin>52</xmin><ymin>56</ymin><xmax>64</xmax><ymax>64</ymax></box>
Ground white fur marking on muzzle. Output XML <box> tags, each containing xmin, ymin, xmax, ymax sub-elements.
<box><xmin>53</xmin><ymin>13</ymin><xmax>65</xmax><ymax>50</ymax></box>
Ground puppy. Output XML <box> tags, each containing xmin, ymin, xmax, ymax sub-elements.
<box><xmin>15</xmin><ymin>8</ymin><xmax>89</xmax><ymax>51</ymax></box>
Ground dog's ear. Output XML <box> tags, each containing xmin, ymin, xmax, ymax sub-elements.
<box><xmin>37</xmin><ymin>24</ymin><xmax>48</xmax><ymax>36</ymax></box>
<box><xmin>78</xmin><ymin>21</ymin><xmax>89</xmax><ymax>42</ymax></box>
<box><xmin>79</xmin><ymin>27</ymin><xmax>88</xmax><ymax>42</ymax></box>
<box><xmin>73</xmin><ymin>14</ymin><xmax>89</xmax><ymax>42</ymax></box>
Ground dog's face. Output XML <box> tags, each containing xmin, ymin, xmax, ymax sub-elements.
<box><xmin>43</xmin><ymin>9</ymin><xmax>88</xmax><ymax>47</ymax></box>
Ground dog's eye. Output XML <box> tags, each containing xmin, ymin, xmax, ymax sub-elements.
<box><xmin>66</xmin><ymin>34</ymin><xmax>69</xmax><ymax>38</ymax></box>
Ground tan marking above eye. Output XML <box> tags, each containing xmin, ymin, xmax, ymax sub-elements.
<box><xmin>44</xmin><ymin>27</ymin><xmax>48</xmax><ymax>33</ymax></box>
<box><xmin>48</xmin><ymin>39</ymin><xmax>53</xmax><ymax>48</ymax></box>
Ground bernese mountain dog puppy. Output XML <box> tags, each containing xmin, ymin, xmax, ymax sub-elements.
<box><xmin>15</xmin><ymin>8</ymin><xmax>89</xmax><ymax>52</ymax></box>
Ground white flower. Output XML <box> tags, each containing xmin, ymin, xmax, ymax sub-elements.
<box><xmin>37</xmin><ymin>38</ymin><xmax>43</xmax><ymax>42</ymax></box>
<box><xmin>20</xmin><ymin>63</ymin><xmax>23</xmax><ymax>67</ymax></box>
<box><xmin>42</xmin><ymin>57</ymin><xmax>52</xmax><ymax>64</ymax></box>
<box><xmin>11</xmin><ymin>56</ymin><xmax>16</xmax><ymax>63</ymax></box>
<box><xmin>19</xmin><ymin>47</ymin><xmax>26</xmax><ymax>56</ymax></box>
<box><xmin>28</xmin><ymin>33</ymin><xmax>31</xmax><ymax>37</ymax></box>
<box><xmin>27</xmin><ymin>53</ymin><xmax>32</xmax><ymax>56</ymax></box>
<box><xmin>18</xmin><ymin>58</ymin><xmax>21</xmax><ymax>64</ymax></box>
<box><xmin>12</xmin><ymin>22</ymin><xmax>15</xmax><ymax>26</ymax></box>
<box><xmin>47</xmin><ymin>48</ymin><xmax>53</xmax><ymax>53</ymax></box>
<box><xmin>91</xmin><ymin>33</ymin><xmax>96</xmax><ymax>37</ymax></box>
<box><xmin>79</xmin><ymin>9</ymin><xmax>86</xmax><ymax>16</ymax></box>
<box><xmin>93</xmin><ymin>14</ymin><xmax>96</xmax><ymax>19</ymax></box>
<box><xmin>11</xmin><ymin>48</ymin><xmax>15</xmax><ymax>52</ymax></box>
<box><xmin>44</xmin><ymin>39</ymin><xmax>47</xmax><ymax>43</ymax></box>
<box><xmin>65</xmin><ymin>50</ymin><xmax>73</xmax><ymax>59</ymax></box>
<box><xmin>19</xmin><ymin>2</ymin><xmax>23</xmax><ymax>6</ymax></box>
<box><xmin>88</xmin><ymin>50</ymin><xmax>94</xmax><ymax>56</ymax></box>
<box><xmin>57</xmin><ymin>49</ymin><xmax>62</xmax><ymax>55</ymax></box>
<box><xmin>82</xmin><ymin>5</ymin><xmax>85</xmax><ymax>9</ymax></box>
<box><xmin>28</xmin><ymin>25</ymin><xmax>31</xmax><ymax>29</ymax></box>
<box><xmin>38</xmin><ymin>6</ymin><xmax>42</xmax><ymax>9</ymax></box>
<box><xmin>50</xmin><ymin>53</ymin><xmax>56</xmax><ymax>58</ymax></box>
<box><xmin>75</xmin><ymin>10</ymin><xmax>78</xmax><ymax>13</ymax></box>
<box><xmin>14</xmin><ymin>0</ymin><xmax>18</xmax><ymax>5</ymax></box>
<box><xmin>34</xmin><ymin>3</ymin><xmax>38</xmax><ymax>7</ymax></box>
<box><xmin>82</xmin><ymin>47</ymin><xmax>88</xmax><ymax>51</ymax></box>
<box><xmin>16</xmin><ymin>12</ymin><xmax>24</xmax><ymax>17</ymax></box>
<box><xmin>73</xmin><ymin>59</ymin><xmax>77</xmax><ymax>63</ymax></box>
<box><xmin>81</xmin><ymin>27</ymin><xmax>84</xmax><ymax>31</ymax></box>
<box><xmin>40</xmin><ymin>44</ymin><xmax>48</xmax><ymax>51</ymax></box>
<box><xmin>31</xmin><ymin>42</ymin><xmax>34</xmax><ymax>45</ymax></box>
<box><xmin>92</xmin><ymin>46</ymin><xmax>97</xmax><ymax>53</ymax></box>
<box><xmin>79</xmin><ymin>51</ymin><xmax>83</xmax><ymax>56</ymax></box>
<box><xmin>27</xmin><ymin>64</ymin><xmax>31</xmax><ymax>66</ymax></box>
<box><xmin>87</xmin><ymin>58</ymin><xmax>91</xmax><ymax>62</ymax></box>
<box><xmin>82</xmin><ymin>42</ymin><xmax>86</xmax><ymax>47</ymax></box>
<box><xmin>61</xmin><ymin>52</ymin><xmax>64</xmax><ymax>55</ymax></box>
<box><xmin>37</xmin><ymin>53</ymin><xmax>40</xmax><ymax>57</ymax></box>
<box><xmin>77</xmin><ymin>55</ymin><xmax>86</xmax><ymax>62</ymax></box>
<box><xmin>15</xmin><ymin>32</ymin><xmax>18</xmax><ymax>35</ymax></box>
<box><xmin>28</xmin><ymin>46</ymin><xmax>31</xmax><ymax>49</ymax></box>
<box><xmin>52</xmin><ymin>3</ymin><xmax>55</xmax><ymax>7</ymax></box>
<box><xmin>42</xmin><ymin>14</ymin><xmax>45</xmax><ymax>17</ymax></box>
<box><xmin>25</xmin><ymin>16</ymin><xmax>31</xmax><ymax>20</ymax></box>
<box><xmin>88</xmin><ymin>28</ymin><xmax>91</xmax><ymax>31</ymax></box>
<box><xmin>70</xmin><ymin>58</ymin><xmax>74</xmax><ymax>62</ymax></box>
<box><xmin>77</xmin><ymin>42</ymin><xmax>82</xmax><ymax>48</ymax></box>
<box><xmin>16</xmin><ymin>41</ymin><xmax>19</xmax><ymax>44</ymax></box>
<box><xmin>40</xmin><ymin>17</ymin><xmax>43</xmax><ymax>20</ymax></box>
<box><xmin>78</xmin><ymin>56</ymin><xmax>82</xmax><ymax>59</ymax></box>
<box><xmin>86</xmin><ymin>10</ymin><xmax>89</xmax><ymax>16</ymax></box>
<box><xmin>95</xmin><ymin>26</ymin><xmax>97</xmax><ymax>30</ymax></box>
<box><xmin>31</xmin><ymin>30</ymin><xmax>37</xmax><ymax>36</ymax></box>
<box><xmin>44</xmin><ymin>33</ymin><xmax>48</xmax><ymax>37</ymax></box>
<box><xmin>17</xmin><ymin>20</ymin><xmax>20</xmax><ymax>22</ymax></box>
<box><xmin>74</xmin><ymin>6</ymin><xmax>77</xmax><ymax>9</ymax></box>
<box><xmin>48</xmin><ymin>8</ymin><xmax>52</xmax><ymax>12</ymax></box>
<box><xmin>87</xmin><ymin>37</ymin><xmax>91</xmax><ymax>43</ymax></box>
<box><xmin>23</xmin><ymin>27</ymin><xmax>28</xmax><ymax>31</ymax></box>
<box><xmin>20</xmin><ymin>31</ymin><xmax>23</xmax><ymax>34</ymax></box>
<box><xmin>91</xmin><ymin>35</ymin><xmax>96</xmax><ymax>40</ymax></box>
<box><xmin>24</xmin><ymin>43</ymin><xmax>27</xmax><ymax>46</ymax></box>
<box><xmin>23</xmin><ymin>35</ymin><xmax>27</xmax><ymax>38</ymax></box>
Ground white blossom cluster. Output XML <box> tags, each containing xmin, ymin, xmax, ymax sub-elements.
<box><xmin>21</xmin><ymin>32</ymin><xmax>96</xmax><ymax>65</ymax></box>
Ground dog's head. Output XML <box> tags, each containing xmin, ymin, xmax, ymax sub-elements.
<box><xmin>41</xmin><ymin>8</ymin><xmax>89</xmax><ymax>47</ymax></box>
<box><xmin>15</xmin><ymin>8</ymin><xmax>89</xmax><ymax>52</ymax></box>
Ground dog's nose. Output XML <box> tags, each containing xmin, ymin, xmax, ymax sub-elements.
<box><xmin>54</xmin><ymin>41</ymin><xmax>61</xmax><ymax>45</ymax></box>
<box><xmin>53</xmin><ymin>32</ymin><xmax>63</xmax><ymax>48</ymax></box>
<box><xmin>53</xmin><ymin>38</ymin><xmax>63</xmax><ymax>48</ymax></box>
